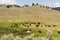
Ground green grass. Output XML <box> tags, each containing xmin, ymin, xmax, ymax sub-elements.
<box><xmin>0</xmin><ymin>26</ymin><xmax>47</xmax><ymax>37</ymax></box>
<box><xmin>0</xmin><ymin>24</ymin><xmax>47</xmax><ymax>37</ymax></box>
<box><xmin>28</xmin><ymin>28</ymin><xmax>47</xmax><ymax>37</ymax></box>
<box><xmin>0</xmin><ymin>22</ymin><xmax>60</xmax><ymax>37</ymax></box>
<box><xmin>52</xmin><ymin>30</ymin><xmax>60</xmax><ymax>37</ymax></box>
<box><xmin>0</xmin><ymin>27</ymin><xmax>31</xmax><ymax>37</ymax></box>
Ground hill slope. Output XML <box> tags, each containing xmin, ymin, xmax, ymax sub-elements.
<box><xmin>0</xmin><ymin>5</ymin><xmax>60</xmax><ymax>23</ymax></box>
<box><xmin>52</xmin><ymin>7</ymin><xmax>60</xmax><ymax>11</ymax></box>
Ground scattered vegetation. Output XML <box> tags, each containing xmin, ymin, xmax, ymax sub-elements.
<box><xmin>0</xmin><ymin>33</ymin><xmax>60</xmax><ymax>40</ymax></box>
<box><xmin>0</xmin><ymin>2</ymin><xmax>59</xmax><ymax>40</ymax></box>
<box><xmin>6</xmin><ymin>5</ymin><xmax>20</xmax><ymax>8</ymax></box>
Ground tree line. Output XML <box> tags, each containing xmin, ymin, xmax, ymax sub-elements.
<box><xmin>5</xmin><ymin>3</ymin><xmax>50</xmax><ymax>9</ymax></box>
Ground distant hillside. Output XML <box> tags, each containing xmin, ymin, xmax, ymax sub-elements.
<box><xmin>0</xmin><ymin>4</ymin><xmax>20</xmax><ymax>8</ymax></box>
<box><xmin>0</xmin><ymin>4</ymin><xmax>60</xmax><ymax>24</ymax></box>
<box><xmin>0</xmin><ymin>4</ymin><xmax>7</xmax><ymax>7</ymax></box>
<box><xmin>52</xmin><ymin>7</ymin><xmax>60</xmax><ymax>11</ymax></box>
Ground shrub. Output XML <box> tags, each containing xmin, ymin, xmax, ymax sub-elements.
<box><xmin>43</xmin><ymin>5</ymin><xmax>45</xmax><ymax>7</ymax></box>
<box><xmin>46</xmin><ymin>30</ymin><xmax>53</xmax><ymax>40</ymax></box>
<box><xmin>0</xmin><ymin>33</ymin><xmax>59</xmax><ymax>40</ymax></box>
<box><xmin>46</xmin><ymin>6</ymin><xmax>49</xmax><ymax>9</ymax></box>
<box><xmin>40</xmin><ymin>6</ymin><xmax>42</xmax><ymax>7</ymax></box>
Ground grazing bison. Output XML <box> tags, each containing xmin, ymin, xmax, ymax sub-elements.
<box><xmin>14</xmin><ymin>23</ymin><xmax>19</xmax><ymax>27</ymax></box>
<box><xmin>36</xmin><ymin>22</ymin><xmax>40</xmax><ymax>27</ymax></box>
<box><xmin>53</xmin><ymin>25</ymin><xmax>56</xmax><ymax>27</ymax></box>
<box><xmin>41</xmin><ymin>25</ymin><xmax>43</xmax><ymax>27</ymax></box>
<box><xmin>23</xmin><ymin>29</ymin><xmax>28</xmax><ymax>32</ymax></box>
<box><xmin>10</xmin><ymin>23</ymin><xmax>19</xmax><ymax>27</ymax></box>
<box><xmin>38</xmin><ymin>30</ymin><xmax>42</xmax><ymax>33</ymax></box>
<box><xmin>57</xmin><ymin>31</ymin><xmax>60</xmax><ymax>33</ymax></box>
<box><xmin>45</xmin><ymin>25</ymin><xmax>48</xmax><ymax>27</ymax></box>
<box><xmin>48</xmin><ymin>25</ymin><xmax>51</xmax><ymax>27</ymax></box>
<box><xmin>36</xmin><ymin>25</ymin><xmax>39</xmax><ymax>27</ymax></box>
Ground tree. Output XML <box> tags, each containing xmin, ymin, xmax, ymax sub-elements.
<box><xmin>46</xmin><ymin>6</ymin><xmax>49</xmax><ymax>9</ymax></box>
<box><xmin>43</xmin><ymin>5</ymin><xmax>45</xmax><ymax>7</ymax></box>
<box><xmin>13</xmin><ymin>5</ymin><xmax>20</xmax><ymax>7</ymax></box>
<box><xmin>32</xmin><ymin>3</ymin><xmax>34</xmax><ymax>6</ymax></box>
<box><xmin>7</xmin><ymin>5</ymin><xmax>12</xmax><ymax>8</ymax></box>
<box><xmin>36</xmin><ymin>3</ymin><xmax>38</xmax><ymax>5</ymax></box>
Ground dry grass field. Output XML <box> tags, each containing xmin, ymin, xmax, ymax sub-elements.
<box><xmin>0</xmin><ymin>5</ymin><xmax>60</xmax><ymax>22</ymax></box>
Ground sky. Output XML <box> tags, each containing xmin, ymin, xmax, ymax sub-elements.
<box><xmin>0</xmin><ymin>0</ymin><xmax>60</xmax><ymax>7</ymax></box>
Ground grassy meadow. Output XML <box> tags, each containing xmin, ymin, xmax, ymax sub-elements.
<box><xmin>0</xmin><ymin>21</ymin><xmax>60</xmax><ymax>40</ymax></box>
<box><xmin>0</xmin><ymin>4</ymin><xmax>60</xmax><ymax>40</ymax></box>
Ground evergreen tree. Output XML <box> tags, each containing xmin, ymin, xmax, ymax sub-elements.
<box><xmin>32</xmin><ymin>3</ymin><xmax>34</xmax><ymax>6</ymax></box>
<box><xmin>36</xmin><ymin>3</ymin><xmax>38</xmax><ymax>5</ymax></box>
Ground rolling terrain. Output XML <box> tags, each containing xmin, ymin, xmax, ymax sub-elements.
<box><xmin>0</xmin><ymin>4</ymin><xmax>60</xmax><ymax>40</ymax></box>
<box><xmin>52</xmin><ymin>7</ymin><xmax>60</xmax><ymax>11</ymax></box>
<box><xmin>0</xmin><ymin>5</ymin><xmax>60</xmax><ymax>23</ymax></box>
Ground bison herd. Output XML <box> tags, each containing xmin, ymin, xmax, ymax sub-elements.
<box><xmin>10</xmin><ymin>22</ymin><xmax>57</xmax><ymax>28</ymax></box>
<box><xmin>9</xmin><ymin>22</ymin><xmax>60</xmax><ymax>34</ymax></box>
